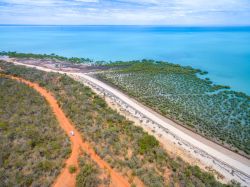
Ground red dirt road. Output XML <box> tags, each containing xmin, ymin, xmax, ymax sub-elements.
<box><xmin>2</xmin><ymin>74</ymin><xmax>130</xmax><ymax>187</ymax></box>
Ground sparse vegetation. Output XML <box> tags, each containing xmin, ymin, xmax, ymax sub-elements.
<box><xmin>0</xmin><ymin>60</ymin><xmax>233</xmax><ymax>186</ymax></box>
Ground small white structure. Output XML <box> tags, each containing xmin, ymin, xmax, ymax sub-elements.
<box><xmin>70</xmin><ymin>131</ymin><xmax>74</xmax><ymax>136</ymax></box>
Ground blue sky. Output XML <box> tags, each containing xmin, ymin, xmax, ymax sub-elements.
<box><xmin>0</xmin><ymin>0</ymin><xmax>250</xmax><ymax>25</ymax></box>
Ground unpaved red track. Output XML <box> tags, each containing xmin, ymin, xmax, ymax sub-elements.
<box><xmin>2</xmin><ymin>74</ymin><xmax>130</xmax><ymax>187</ymax></box>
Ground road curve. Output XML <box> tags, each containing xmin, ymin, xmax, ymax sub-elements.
<box><xmin>1</xmin><ymin>73</ymin><xmax>130</xmax><ymax>187</ymax></box>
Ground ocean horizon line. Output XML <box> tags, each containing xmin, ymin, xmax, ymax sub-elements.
<box><xmin>1</xmin><ymin>24</ymin><xmax>250</xmax><ymax>27</ymax></box>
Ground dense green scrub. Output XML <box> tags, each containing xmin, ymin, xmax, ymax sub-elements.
<box><xmin>0</xmin><ymin>76</ymin><xmax>71</xmax><ymax>186</ymax></box>
<box><xmin>98</xmin><ymin>60</ymin><xmax>250</xmax><ymax>156</ymax></box>
<box><xmin>0</xmin><ymin>60</ymin><xmax>237</xmax><ymax>187</ymax></box>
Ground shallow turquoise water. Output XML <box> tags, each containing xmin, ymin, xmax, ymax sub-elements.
<box><xmin>0</xmin><ymin>25</ymin><xmax>250</xmax><ymax>94</ymax></box>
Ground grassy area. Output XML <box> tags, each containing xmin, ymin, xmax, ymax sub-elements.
<box><xmin>0</xmin><ymin>60</ymin><xmax>238</xmax><ymax>186</ymax></box>
<box><xmin>0</xmin><ymin>76</ymin><xmax>71</xmax><ymax>186</ymax></box>
<box><xmin>98</xmin><ymin>60</ymin><xmax>250</xmax><ymax>156</ymax></box>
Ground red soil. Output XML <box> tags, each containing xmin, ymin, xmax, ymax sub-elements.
<box><xmin>3</xmin><ymin>74</ymin><xmax>130</xmax><ymax>187</ymax></box>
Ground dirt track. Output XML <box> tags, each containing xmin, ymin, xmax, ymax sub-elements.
<box><xmin>2</xmin><ymin>74</ymin><xmax>130</xmax><ymax>187</ymax></box>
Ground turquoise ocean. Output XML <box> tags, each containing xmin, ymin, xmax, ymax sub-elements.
<box><xmin>0</xmin><ymin>25</ymin><xmax>250</xmax><ymax>94</ymax></box>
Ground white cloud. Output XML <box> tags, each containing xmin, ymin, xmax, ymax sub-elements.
<box><xmin>1</xmin><ymin>0</ymin><xmax>56</xmax><ymax>6</ymax></box>
<box><xmin>117</xmin><ymin>0</ymin><xmax>160</xmax><ymax>5</ymax></box>
<box><xmin>75</xmin><ymin>0</ymin><xmax>99</xmax><ymax>3</ymax></box>
<box><xmin>0</xmin><ymin>0</ymin><xmax>250</xmax><ymax>25</ymax></box>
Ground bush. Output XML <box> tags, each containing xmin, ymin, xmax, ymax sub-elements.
<box><xmin>138</xmin><ymin>134</ymin><xmax>159</xmax><ymax>154</ymax></box>
<box><xmin>69</xmin><ymin>165</ymin><xmax>77</xmax><ymax>174</ymax></box>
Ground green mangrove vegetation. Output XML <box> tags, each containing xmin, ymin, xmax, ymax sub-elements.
<box><xmin>0</xmin><ymin>76</ymin><xmax>71</xmax><ymax>186</ymax></box>
<box><xmin>0</xmin><ymin>51</ymin><xmax>93</xmax><ymax>64</ymax></box>
<box><xmin>0</xmin><ymin>60</ymin><xmax>238</xmax><ymax>187</ymax></box>
<box><xmin>98</xmin><ymin>60</ymin><xmax>250</xmax><ymax>156</ymax></box>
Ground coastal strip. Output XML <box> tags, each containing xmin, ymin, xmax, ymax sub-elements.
<box><xmin>4</xmin><ymin>58</ymin><xmax>250</xmax><ymax>186</ymax></box>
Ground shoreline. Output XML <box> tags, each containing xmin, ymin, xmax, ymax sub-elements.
<box><xmin>1</xmin><ymin>51</ymin><xmax>250</xmax><ymax>95</ymax></box>
<box><xmin>2</xmin><ymin>57</ymin><xmax>250</xmax><ymax>186</ymax></box>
